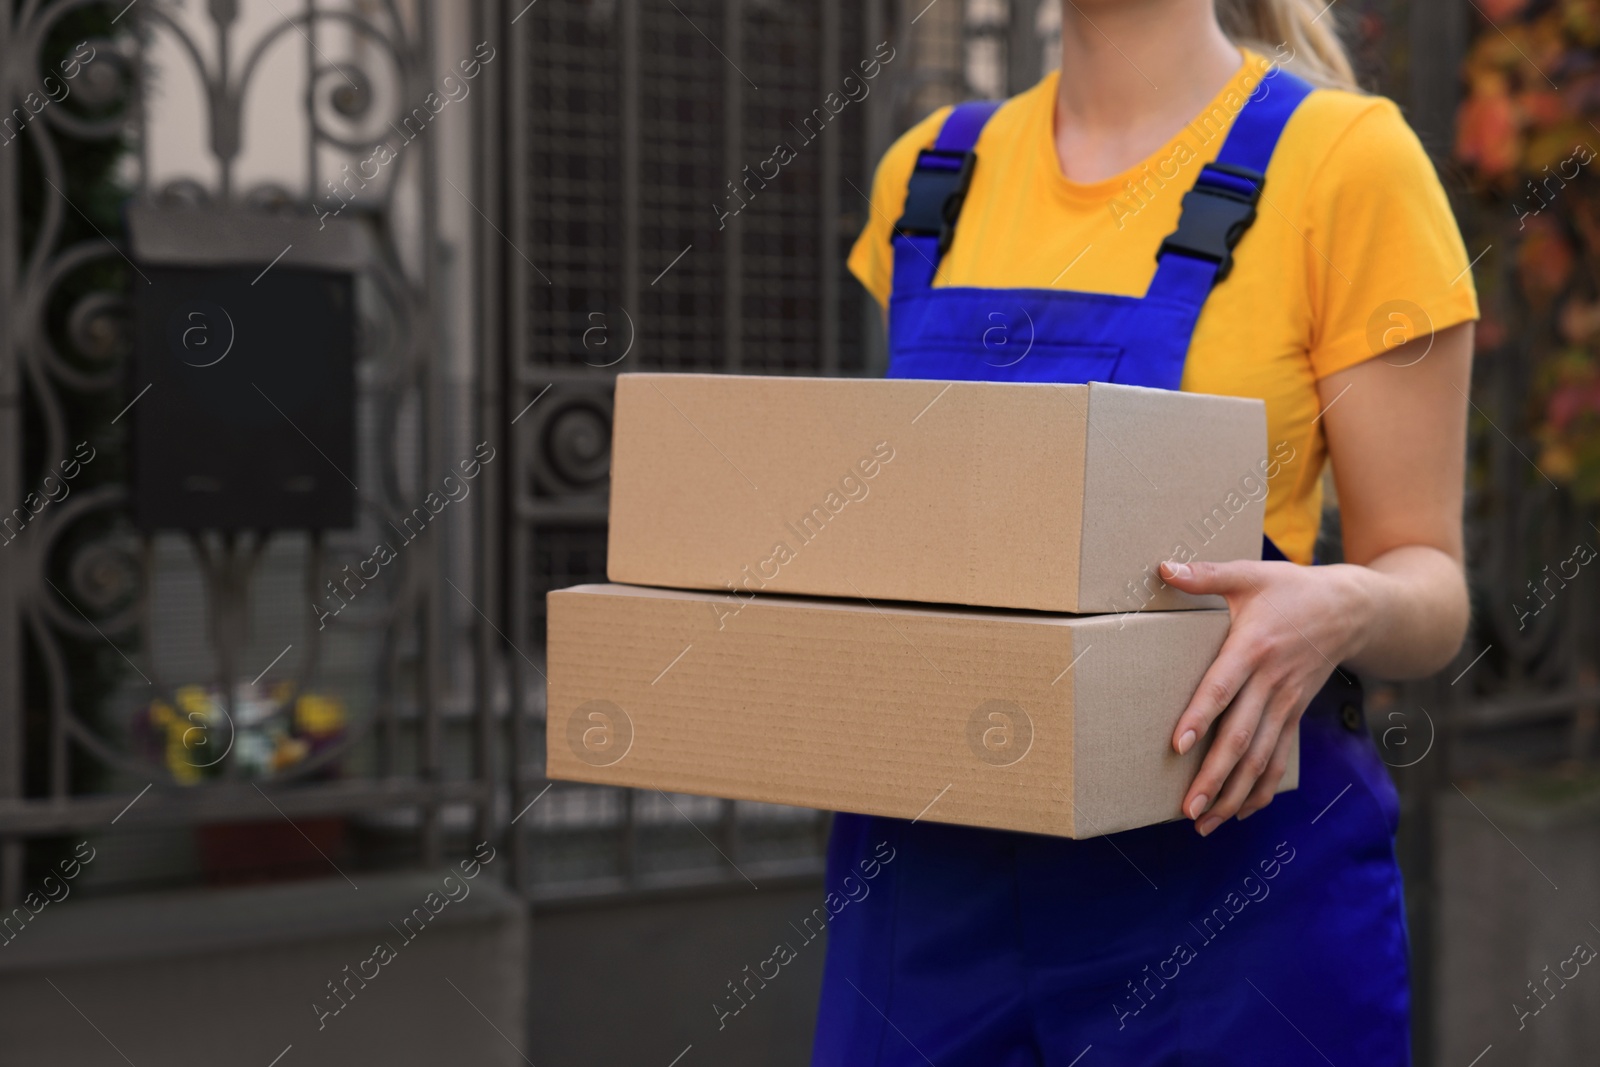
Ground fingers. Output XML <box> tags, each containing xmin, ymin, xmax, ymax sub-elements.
<box><xmin>1238</xmin><ymin>720</ymin><xmax>1300</xmax><ymax>821</ymax></box>
<box><xmin>1199</xmin><ymin>692</ymin><xmax>1290</xmax><ymax>835</ymax></box>
<box><xmin>1181</xmin><ymin>672</ymin><xmax>1273</xmax><ymax>828</ymax></box>
<box><xmin>1172</xmin><ymin>637</ymin><xmax>1256</xmax><ymax>756</ymax></box>
<box><xmin>1159</xmin><ymin>559</ymin><xmax>1256</xmax><ymax>598</ymax></box>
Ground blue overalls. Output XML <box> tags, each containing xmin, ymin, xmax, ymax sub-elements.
<box><xmin>811</xmin><ymin>71</ymin><xmax>1412</xmax><ymax>1066</ymax></box>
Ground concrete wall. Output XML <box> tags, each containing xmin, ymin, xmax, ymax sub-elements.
<box><xmin>1435</xmin><ymin>784</ymin><xmax>1600</xmax><ymax>1065</ymax></box>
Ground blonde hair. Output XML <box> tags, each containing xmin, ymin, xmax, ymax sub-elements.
<box><xmin>1216</xmin><ymin>0</ymin><xmax>1360</xmax><ymax>91</ymax></box>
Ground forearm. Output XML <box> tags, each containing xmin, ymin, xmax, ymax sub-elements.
<box><xmin>1330</xmin><ymin>545</ymin><xmax>1470</xmax><ymax>679</ymax></box>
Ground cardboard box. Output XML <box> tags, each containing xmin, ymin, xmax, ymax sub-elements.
<box><xmin>545</xmin><ymin>583</ymin><xmax>1297</xmax><ymax>839</ymax></box>
<box><xmin>606</xmin><ymin>373</ymin><xmax>1269</xmax><ymax>616</ymax></box>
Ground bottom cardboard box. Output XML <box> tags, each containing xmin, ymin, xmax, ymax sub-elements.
<box><xmin>545</xmin><ymin>583</ymin><xmax>1297</xmax><ymax>839</ymax></box>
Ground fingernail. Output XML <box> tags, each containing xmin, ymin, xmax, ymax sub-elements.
<box><xmin>1197</xmin><ymin>815</ymin><xmax>1222</xmax><ymax>837</ymax></box>
<box><xmin>1160</xmin><ymin>561</ymin><xmax>1191</xmax><ymax>581</ymax></box>
<box><xmin>1177</xmin><ymin>729</ymin><xmax>1196</xmax><ymax>755</ymax></box>
<box><xmin>1237</xmin><ymin>806</ymin><xmax>1255</xmax><ymax>821</ymax></box>
<box><xmin>1188</xmin><ymin>794</ymin><xmax>1209</xmax><ymax>820</ymax></box>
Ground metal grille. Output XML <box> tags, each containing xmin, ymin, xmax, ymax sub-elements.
<box><xmin>636</xmin><ymin>0</ymin><xmax>728</xmax><ymax>372</ymax></box>
<box><xmin>506</xmin><ymin>0</ymin><xmax>930</xmax><ymax>897</ymax></box>
<box><xmin>523</xmin><ymin>2</ymin><xmax>625</xmax><ymax>372</ymax></box>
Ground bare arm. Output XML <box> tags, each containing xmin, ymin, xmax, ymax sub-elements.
<box><xmin>1319</xmin><ymin>322</ymin><xmax>1472</xmax><ymax>676</ymax></box>
<box><xmin>1157</xmin><ymin>322</ymin><xmax>1473</xmax><ymax>833</ymax></box>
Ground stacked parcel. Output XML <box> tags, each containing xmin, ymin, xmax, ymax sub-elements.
<box><xmin>545</xmin><ymin>373</ymin><xmax>1282</xmax><ymax>838</ymax></box>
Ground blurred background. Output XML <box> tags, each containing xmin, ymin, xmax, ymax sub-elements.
<box><xmin>0</xmin><ymin>0</ymin><xmax>1595</xmax><ymax>1064</ymax></box>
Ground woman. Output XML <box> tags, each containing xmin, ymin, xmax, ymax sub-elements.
<box><xmin>813</xmin><ymin>1</ymin><xmax>1475</xmax><ymax>1064</ymax></box>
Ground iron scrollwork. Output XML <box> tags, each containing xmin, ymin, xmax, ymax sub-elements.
<box><xmin>2</xmin><ymin>0</ymin><xmax>449</xmax><ymax>822</ymax></box>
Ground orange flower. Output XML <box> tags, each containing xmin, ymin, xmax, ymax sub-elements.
<box><xmin>1481</xmin><ymin>0</ymin><xmax>1532</xmax><ymax>22</ymax></box>
<box><xmin>1518</xmin><ymin>90</ymin><xmax>1567</xmax><ymax>127</ymax></box>
<box><xmin>1457</xmin><ymin>84</ymin><xmax>1522</xmax><ymax>177</ymax></box>
<box><xmin>1516</xmin><ymin>218</ymin><xmax>1576</xmax><ymax>305</ymax></box>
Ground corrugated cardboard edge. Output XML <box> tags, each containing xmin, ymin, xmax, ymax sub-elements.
<box><xmin>605</xmin><ymin>376</ymin><xmax>644</xmax><ymax>578</ymax></box>
<box><xmin>1069</xmin><ymin>610</ymin><xmax>1231</xmax><ymax>835</ymax></box>
<box><xmin>1061</xmin><ymin>384</ymin><xmax>1093</xmax><ymax>618</ymax></box>
<box><xmin>1068</xmin><ymin>609</ymin><xmax>1300</xmax><ymax>834</ymax></box>
<box><xmin>1079</xmin><ymin>382</ymin><xmax>1267</xmax><ymax>615</ymax></box>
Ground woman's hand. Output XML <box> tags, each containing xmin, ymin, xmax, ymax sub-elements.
<box><xmin>1157</xmin><ymin>558</ymin><xmax>1374</xmax><ymax>835</ymax></box>
<box><xmin>1156</xmin><ymin>323</ymin><xmax>1475</xmax><ymax>835</ymax></box>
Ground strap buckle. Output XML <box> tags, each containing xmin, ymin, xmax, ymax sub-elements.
<box><xmin>893</xmin><ymin>148</ymin><xmax>978</xmax><ymax>256</ymax></box>
<box><xmin>1156</xmin><ymin>162</ymin><xmax>1265</xmax><ymax>282</ymax></box>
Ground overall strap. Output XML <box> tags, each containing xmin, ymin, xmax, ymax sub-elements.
<box><xmin>890</xmin><ymin>100</ymin><xmax>1003</xmax><ymax>294</ymax></box>
<box><xmin>1146</xmin><ymin>68</ymin><xmax>1316</xmax><ymax>306</ymax></box>
<box><xmin>1147</xmin><ymin>67</ymin><xmax>1315</xmax><ymax>566</ymax></box>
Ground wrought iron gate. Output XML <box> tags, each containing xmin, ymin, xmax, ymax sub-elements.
<box><xmin>0</xmin><ymin>0</ymin><xmax>486</xmax><ymax>901</ymax></box>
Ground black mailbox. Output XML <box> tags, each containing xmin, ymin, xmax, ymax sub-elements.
<box><xmin>127</xmin><ymin>204</ymin><xmax>363</xmax><ymax>531</ymax></box>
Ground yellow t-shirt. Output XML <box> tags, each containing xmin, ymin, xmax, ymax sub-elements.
<box><xmin>849</xmin><ymin>51</ymin><xmax>1479</xmax><ymax>565</ymax></box>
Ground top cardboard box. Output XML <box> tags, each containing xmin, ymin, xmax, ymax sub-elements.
<box><xmin>607</xmin><ymin>374</ymin><xmax>1268</xmax><ymax>616</ymax></box>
